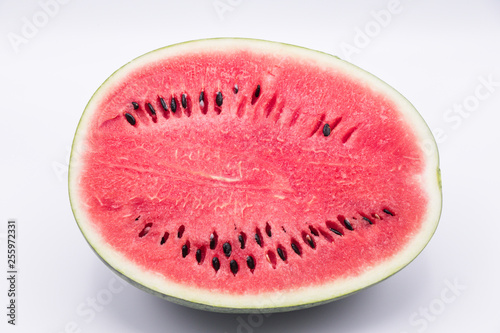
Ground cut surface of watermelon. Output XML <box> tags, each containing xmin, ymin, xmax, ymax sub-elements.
<box><xmin>69</xmin><ymin>38</ymin><xmax>441</xmax><ymax>312</ymax></box>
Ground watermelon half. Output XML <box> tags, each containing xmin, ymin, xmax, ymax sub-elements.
<box><xmin>69</xmin><ymin>38</ymin><xmax>441</xmax><ymax>312</ymax></box>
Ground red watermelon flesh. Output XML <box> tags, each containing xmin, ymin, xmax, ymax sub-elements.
<box><xmin>69</xmin><ymin>39</ymin><xmax>441</xmax><ymax>311</ymax></box>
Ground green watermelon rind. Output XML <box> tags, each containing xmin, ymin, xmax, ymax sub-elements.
<box><xmin>69</xmin><ymin>38</ymin><xmax>442</xmax><ymax>313</ymax></box>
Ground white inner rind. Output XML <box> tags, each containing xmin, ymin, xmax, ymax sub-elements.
<box><xmin>69</xmin><ymin>38</ymin><xmax>441</xmax><ymax>311</ymax></box>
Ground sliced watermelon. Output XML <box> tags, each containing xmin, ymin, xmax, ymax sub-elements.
<box><xmin>69</xmin><ymin>38</ymin><xmax>441</xmax><ymax>312</ymax></box>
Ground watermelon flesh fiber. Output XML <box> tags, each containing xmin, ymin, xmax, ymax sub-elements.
<box><xmin>70</xmin><ymin>39</ymin><xmax>440</xmax><ymax>311</ymax></box>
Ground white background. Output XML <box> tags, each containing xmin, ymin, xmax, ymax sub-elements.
<box><xmin>1</xmin><ymin>0</ymin><xmax>499</xmax><ymax>332</ymax></box>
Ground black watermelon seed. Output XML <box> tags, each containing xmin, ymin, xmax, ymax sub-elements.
<box><xmin>265</xmin><ymin>223</ymin><xmax>272</xmax><ymax>237</ymax></box>
<box><xmin>238</xmin><ymin>234</ymin><xmax>245</xmax><ymax>249</ymax></box>
<box><xmin>223</xmin><ymin>242</ymin><xmax>232</xmax><ymax>257</ymax></box>
<box><xmin>362</xmin><ymin>216</ymin><xmax>373</xmax><ymax>225</ymax></box>
<box><xmin>177</xmin><ymin>225</ymin><xmax>185</xmax><ymax>238</ymax></box>
<box><xmin>233</xmin><ymin>84</ymin><xmax>239</xmax><ymax>94</ymax></box>
<box><xmin>160</xmin><ymin>232</ymin><xmax>169</xmax><ymax>245</ymax></box>
<box><xmin>196</xmin><ymin>249</ymin><xmax>202</xmax><ymax>263</ymax></box>
<box><xmin>212</xmin><ymin>257</ymin><xmax>220</xmax><ymax>271</ymax></box>
<box><xmin>246</xmin><ymin>256</ymin><xmax>255</xmax><ymax>270</ymax></box>
<box><xmin>277</xmin><ymin>247</ymin><xmax>286</xmax><ymax>261</ymax></box>
<box><xmin>291</xmin><ymin>242</ymin><xmax>301</xmax><ymax>255</ymax></box>
<box><xmin>305</xmin><ymin>234</ymin><xmax>315</xmax><ymax>249</ymax></box>
<box><xmin>255</xmin><ymin>233</ymin><xmax>262</xmax><ymax>247</ymax></box>
<box><xmin>170</xmin><ymin>97</ymin><xmax>177</xmax><ymax>113</ymax></box>
<box><xmin>383</xmin><ymin>209</ymin><xmax>394</xmax><ymax>216</ymax></box>
<box><xmin>209</xmin><ymin>232</ymin><xmax>217</xmax><ymax>250</ymax></box>
<box><xmin>181</xmin><ymin>244</ymin><xmax>189</xmax><ymax>258</ymax></box>
<box><xmin>147</xmin><ymin>103</ymin><xmax>156</xmax><ymax>116</ymax></box>
<box><xmin>309</xmin><ymin>225</ymin><xmax>319</xmax><ymax>237</ymax></box>
<box><xmin>199</xmin><ymin>91</ymin><xmax>206</xmax><ymax>110</ymax></box>
<box><xmin>230</xmin><ymin>260</ymin><xmax>238</xmax><ymax>275</ymax></box>
<box><xmin>344</xmin><ymin>218</ymin><xmax>354</xmax><ymax>231</ymax></box>
<box><xmin>323</xmin><ymin>123</ymin><xmax>331</xmax><ymax>136</ymax></box>
<box><xmin>216</xmin><ymin>91</ymin><xmax>223</xmax><ymax>107</ymax></box>
<box><xmin>329</xmin><ymin>228</ymin><xmax>343</xmax><ymax>236</ymax></box>
<box><xmin>181</xmin><ymin>93</ymin><xmax>187</xmax><ymax>108</ymax></box>
<box><xmin>132</xmin><ymin>102</ymin><xmax>139</xmax><ymax>110</ymax></box>
<box><xmin>255</xmin><ymin>85</ymin><xmax>261</xmax><ymax>98</ymax></box>
<box><xmin>124</xmin><ymin>113</ymin><xmax>136</xmax><ymax>125</ymax></box>
<box><xmin>160</xmin><ymin>97</ymin><xmax>168</xmax><ymax>111</ymax></box>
